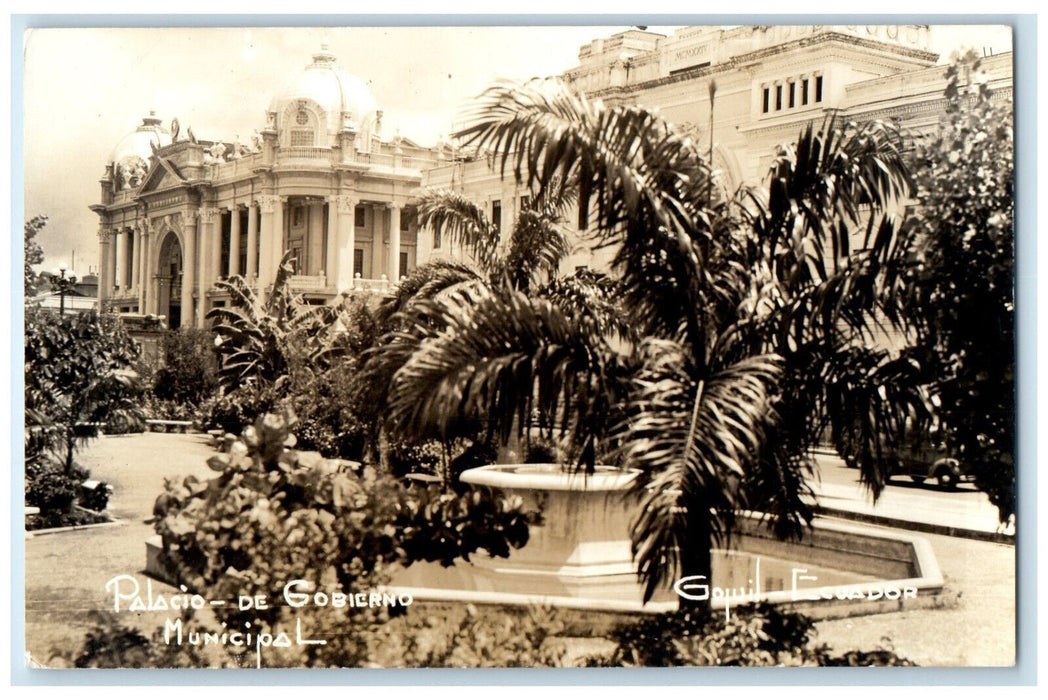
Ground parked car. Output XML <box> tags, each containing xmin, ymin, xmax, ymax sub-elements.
<box><xmin>885</xmin><ymin>441</ymin><xmax>973</xmax><ymax>489</ymax></box>
<box><xmin>842</xmin><ymin>438</ymin><xmax>973</xmax><ymax>489</ymax></box>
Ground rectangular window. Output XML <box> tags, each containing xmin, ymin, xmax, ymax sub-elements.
<box><xmin>520</xmin><ymin>195</ymin><xmax>531</xmax><ymax>211</ymax></box>
<box><xmin>290</xmin><ymin>130</ymin><xmax>313</xmax><ymax>147</ymax></box>
<box><xmin>802</xmin><ymin>79</ymin><xmax>809</xmax><ymax>105</ymax></box>
<box><xmin>399</xmin><ymin>252</ymin><xmax>409</xmax><ymax>279</ymax></box>
<box><xmin>775</xmin><ymin>85</ymin><xmax>782</xmax><ymax>111</ymax></box>
<box><xmin>788</xmin><ymin>82</ymin><xmax>795</xmax><ymax>108</ymax></box>
<box><xmin>355</xmin><ymin>206</ymin><xmax>366</xmax><ymax>228</ymax></box>
<box><xmin>762</xmin><ymin>87</ymin><xmax>770</xmax><ymax>113</ymax></box>
<box><xmin>400</xmin><ymin>210</ymin><xmax>411</xmax><ymax>232</ymax></box>
<box><xmin>815</xmin><ymin>75</ymin><xmax>823</xmax><ymax>103</ymax></box>
<box><xmin>292</xmin><ymin>207</ymin><xmax>304</xmax><ymax>227</ymax></box>
<box><xmin>492</xmin><ymin>200</ymin><xmax>502</xmax><ymax>233</ymax></box>
<box><xmin>353</xmin><ymin>249</ymin><xmax>364</xmax><ymax>278</ymax></box>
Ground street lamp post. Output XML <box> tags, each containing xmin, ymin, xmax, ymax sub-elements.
<box><xmin>58</xmin><ymin>265</ymin><xmax>67</xmax><ymax>316</ymax></box>
<box><xmin>55</xmin><ymin>263</ymin><xmax>77</xmax><ymax>316</ymax></box>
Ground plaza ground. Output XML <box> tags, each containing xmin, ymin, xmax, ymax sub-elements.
<box><xmin>22</xmin><ymin>432</ymin><xmax>1016</xmax><ymax>667</ymax></box>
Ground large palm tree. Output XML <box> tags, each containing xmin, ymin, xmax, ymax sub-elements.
<box><xmin>372</xmin><ymin>79</ymin><xmax>921</xmax><ymax>600</ymax></box>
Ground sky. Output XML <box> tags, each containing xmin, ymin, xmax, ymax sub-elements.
<box><xmin>20</xmin><ymin>24</ymin><xmax>1013</xmax><ymax>278</ymax></box>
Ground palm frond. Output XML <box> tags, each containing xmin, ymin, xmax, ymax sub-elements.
<box><xmin>615</xmin><ymin>340</ymin><xmax>782</xmax><ymax>601</ymax></box>
<box><xmin>376</xmin><ymin>259</ymin><xmax>485</xmax><ymax>328</ymax></box>
<box><xmin>383</xmin><ymin>286</ymin><xmax>623</xmax><ymax>467</ymax></box>
<box><xmin>416</xmin><ymin>190</ymin><xmax>500</xmax><ymax>273</ymax></box>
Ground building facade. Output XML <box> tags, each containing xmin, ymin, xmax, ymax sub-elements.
<box><xmin>93</xmin><ymin>27</ymin><xmax>1014</xmax><ymax>328</ymax></box>
<box><xmin>92</xmin><ymin>45</ymin><xmax>441</xmax><ymax>328</ymax></box>
<box><xmin>425</xmin><ymin>24</ymin><xmax>1013</xmax><ymax>273</ymax></box>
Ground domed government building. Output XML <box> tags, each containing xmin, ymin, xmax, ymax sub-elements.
<box><xmin>91</xmin><ymin>26</ymin><xmax>1013</xmax><ymax>329</ymax></box>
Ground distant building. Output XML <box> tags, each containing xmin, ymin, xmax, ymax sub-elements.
<box><xmin>33</xmin><ymin>271</ymin><xmax>98</xmax><ymax>314</ymax></box>
<box><xmin>92</xmin><ymin>27</ymin><xmax>1014</xmax><ymax>328</ymax></box>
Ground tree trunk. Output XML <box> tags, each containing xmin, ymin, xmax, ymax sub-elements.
<box><xmin>677</xmin><ymin>504</ymin><xmax>715</xmax><ymax>611</ymax></box>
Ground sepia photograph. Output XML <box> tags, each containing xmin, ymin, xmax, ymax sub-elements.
<box><xmin>19</xmin><ymin>20</ymin><xmax>1019</xmax><ymax>673</ymax></box>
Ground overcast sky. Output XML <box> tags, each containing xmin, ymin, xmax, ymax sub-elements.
<box><xmin>20</xmin><ymin>24</ymin><xmax>1013</xmax><ymax>277</ymax></box>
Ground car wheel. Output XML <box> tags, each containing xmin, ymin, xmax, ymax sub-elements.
<box><xmin>937</xmin><ymin>469</ymin><xmax>957</xmax><ymax>489</ymax></box>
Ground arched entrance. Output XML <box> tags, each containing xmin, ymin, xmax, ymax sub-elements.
<box><xmin>156</xmin><ymin>231</ymin><xmax>184</xmax><ymax>328</ymax></box>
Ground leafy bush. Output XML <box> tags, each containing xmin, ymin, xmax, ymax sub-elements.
<box><xmin>79</xmin><ymin>481</ymin><xmax>113</xmax><ymax>512</ymax></box>
<box><xmin>25</xmin><ymin>457</ymin><xmax>111</xmax><ymax>530</ymax></box>
<box><xmin>585</xmin><ymin>604</ymin><xmax>915</xmax><ymax>667</ymax></box>
<box><xmin>151</xmin><ymin>328</ymin><xmax>222</xmax><ymax>407</ymax></box>
<box><xmin>103</xmin><ymin>412</ymin><xmax>146</xmax><ymax>435</ymax></box>
<box><xmin>25</xmin><ymin>458</ymin><xmax>85</xmax><ymax>512</ymax></box>
<box><xmin>151</xmin><ymin>409</ymin><xmax>531</xmax><ymax>666</ymax></box>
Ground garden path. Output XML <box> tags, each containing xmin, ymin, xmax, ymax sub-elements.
<box><xmin>23</xmin><ymin>432</ymin><xmax>215</xmax><ymax>665</ymax></box>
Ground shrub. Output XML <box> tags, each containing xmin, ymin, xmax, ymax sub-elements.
<box><xmin>585</xmin><ymin>604</ymin><xmax>915</xmax><ymax>667</ymax></box>
<box><xmin>25</xmin><ymin>458</ymin><xmax>84</xmax><ymax>512</ymax></box>
<box><xmin>151</xmin><ymin>409</ymin><xmax>531</xmax><ymax>667</ymax></box>
<box><xmin>103</xmin><ymin>412</ymin><xmax>146</xmax><ymax>435</ymax></box>
<box><xmin>151</xmin><ymin>328</ymin><xmax>222</xmax><ymax>407</ymax></box>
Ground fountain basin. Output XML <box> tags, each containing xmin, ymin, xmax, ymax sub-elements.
<box><xmin>390</xmin><ymin>464</ymin><xmax>945</xmax><ymax>619</ymax></box>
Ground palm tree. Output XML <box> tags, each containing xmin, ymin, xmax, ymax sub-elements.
<box><xmin>361</xmin><ymin>185</ymin><xmax>628</xmax><ymax>461</ymax></box>
<box><xmin>372</xmin><ymin>79</ymin><xmax>921</xmax><ymax>600</ymax></box>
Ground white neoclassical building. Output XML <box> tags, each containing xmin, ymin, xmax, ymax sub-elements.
<box><xmin>93</xmin><ymin>45</ymin><xmax>442</xmax><ymax>328</ymax></box>
<box><xmin>93</xmin><ymin>27</ymin><xmax>1014</xmax><ymax>329</ymax></box>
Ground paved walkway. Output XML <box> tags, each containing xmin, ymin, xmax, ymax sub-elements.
<box><xmin>22</xmin><ymin>432</ymin><xmax>1017</xmax><ymax>667</ymax></box>
<box><xmin>809</xmin><ymin>452</ymin><xmax>1014</xmax><ymax>541</ymax></box>
<box><xmin>24</xmin><ymin>433</ymin><xmax>216</xmax><ymax>665</ymax></box>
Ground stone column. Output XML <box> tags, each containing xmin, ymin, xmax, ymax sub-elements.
<box><xmin>205</xmin><ymin>208</ymin><xmax>220</xmax><ymax>289</ymax></box>
<box><xmin>129</xmin><ymin>227</ymin><xmax>139</xmax><ymax>293</ymax></box>
<box><xmin>197</xmin><ymin>208</ymin><xmax>217</xmax><ymax>326</ymax></box>
<box><xmin>325</xmin><ymin>196</ymin><xmax>338</xmax><ymax>287</ymax></box>
<box><xmin>371</xmin><ymin>206</ymin><xmax>383</xmax><ymax>280</ymax></box>
<box><xmin>138</xmin><ymin>226</ymin><xmax>149</xmax><ymax>312</ymax></box>
<box><xmin>181</xmin><ymin>211</ymin><xmax>197</xmax><ymax>329</ymax></box>
<box><xmin>110</xmin><ymin>235</ymin><xmax>118</xmax><ymax>296</ymax></box>
<box><xmin>229</xmin><ymin>206</ymin><xmax>241</xmax><ymax>277</ymax></box>
<box><xmin>274</xmin><ymin>196</ymin><xmax>286</xmax><ymax>278</ymax></box>
<box><xmin>246</xmin><ymin>202</ymin><xmax>259</xmax><ymax>281</ymax></box>
<box><xmin>308</xmin><ymin>200</ymin><xmax>324</xmax><ymax>276</ymax></box>
<box><xmin>97</xmin><ymin>227</ymin><xmax>111</xmax><ymax>309</ymax></box>
<box><xmin>142</xmin><ymin>223</ymin><xmax>154</xmax><ymax>315</ymax></box>
<box><xmin>258</xmin><ymin>194</ymin><xmax>280</xmax><ymax>291</ymax></box>
<box><xmin>115</xmin><ymin>227</ymin><xmax>128</xmax><ymax>290</ymax></box>
<box><xmin>335</xmin><ymin>195</ymin><xmax>357</xmax><ymax>290</ymax></box>
<box><xmin>389</xmin><ymin>202</ymin><xmax>402</xmax><ymax>282</ymax></box>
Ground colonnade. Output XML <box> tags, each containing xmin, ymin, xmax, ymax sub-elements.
<box><xmin>98</xmin><ymin>195</ymin><xmax>412</xmax><ymax>328</ymax></box>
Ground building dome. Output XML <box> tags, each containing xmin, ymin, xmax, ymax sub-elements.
<box><xmin>110</xmin><ymin>112</ymin><xmax>171</xmax><ymax>190</ymax></box>
<box><xmin>268</xmin><ymin>45</ymin><xmax>379</xmax><ymax>147</ymax></box>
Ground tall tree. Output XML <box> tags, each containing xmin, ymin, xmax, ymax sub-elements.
<box><xmin>24</xmin><ymin>216</ymin><xmax>47</xmax><ymax>297</ymax></box>
<box><xmin>372</xmin><ymin>78</ymin><xmax>918</xmax><ymax>599</ymax></box>
<box><xmin>900</xmin><ymin>53</ymin><xmax>1015</xmax><ymax>522</ymax></box>
<box><xmin>25</xmin><ymin>307</ymin><xmax>142</xmax><ymax>472</ymax></box>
